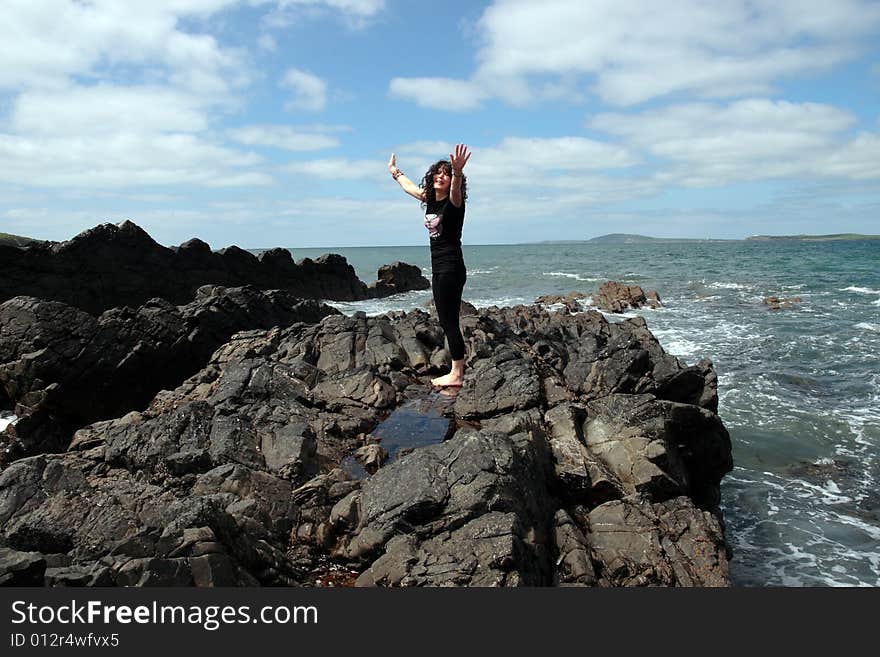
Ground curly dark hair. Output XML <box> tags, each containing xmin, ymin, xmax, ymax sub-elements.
<box><xmin>421</xmin><ymin>159</ymin><xmax>467</xmax><ymax>207</ymax></box>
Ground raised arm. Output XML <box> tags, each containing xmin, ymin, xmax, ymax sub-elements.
<box><xmin>449</xmin><ymin>143</ymin><xmax>471</xmax><ymax>208</ymax></box>
<box><xmin>388</xmin><ymin>153</ymin><xmax>425</xmax><ymax>201</ymax></box>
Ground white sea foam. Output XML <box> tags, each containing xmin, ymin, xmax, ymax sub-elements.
<box><xmin>328</xmin><ymin>290</ymin><xmax>429</xmax><ymax>317</ymax></box>
<box><xmin>841</xmin><ymin>286</ymin><xmax>880</xmax><ymax>295</ymax></box>
<box><xmin>653</xmin><ymin>334</ymin><xmax>701</xmax><ymax>357</ymax></box>
<box><xmin>706</xmin><ymin>282</ymin><xmax>751</xmax><ymax>290</ymax></box>
<box><xmin>854</xmin><ymin>322</ymin><xmax>880</xmax><ymax>332</ymax></box>
<box><xmin>0</xmin><ymin>414</ymin><xmax>17</xmax><ymax>432</ymax></box>
<box><xmin>541</xmin><ymin>271</ymin><xmax>602</xmax><ymax>282</ymax></box>
<box><xmin>472</xmin><ymin>296</ymin><xmax>529</xmax><ymax>308</ymax></box>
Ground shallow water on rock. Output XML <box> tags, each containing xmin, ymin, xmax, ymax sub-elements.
<box><xmin>340</xmin><ymin>386</ymin><xmax>462</xmax><ymax>479</ymax></box>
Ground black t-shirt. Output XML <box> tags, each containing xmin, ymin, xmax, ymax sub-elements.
<box><xmin>424</xmin><ymin>197</ymin><xmax>465</xmax><ymax>273</ymax></box>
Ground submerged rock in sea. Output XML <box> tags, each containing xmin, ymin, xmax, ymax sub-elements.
<box><xmin>762</xmin><ymin>295</ymin><xmax>802</xmax><ymax>311</ymax></box>
<box><xmin>0</xmin><ymin>303</ymin><xmax>732</xmax><ymax>587</ymax></box>
<box><xmin>0</xmin><ymin>220</ymin><xmax>430</xmax><ymax>314</ymax></box>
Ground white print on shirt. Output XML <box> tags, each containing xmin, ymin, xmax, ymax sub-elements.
<box><xmin>424</xmin><ymin>212</ymin><xmax>443</xmax><ymax>239</ymax></box>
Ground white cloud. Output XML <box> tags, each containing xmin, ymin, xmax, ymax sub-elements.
<box><xmin>228</xmin><ymin>125</ymin><xmax>341</xmax><ymax>150</ymax></box>
<box><xmin>12</xmin><ymin>85</ymin><xmax>209</xmax><ymax>136</ymax></box>
<box><xmin>0</xmin><ymin>80</ymin><xmax>271</xmax><ymax>189</ymax></box>
<box><xmin>823</xmin><ymin>133</ymin><xmax>880</xmax><ymax>180</ymax></box>
<box><xmin>277</xmin><ymin>0</ymin><xmax>384</xmax><ymax>15</ymax></box>
<box><xmin>285</xmin><ymin>158</ymin><xmax>383</xmax><ymax>179</ymax></box>
<box><xmin>388</xmin><ymin>135</ymin><xmax>650</xmax><ymax>224</ymax></box>
<box><xmin>0</xmin><ymin>130</ymin><xmax>270</xmax><ymax>188</ymax></box>
<box><xmin>591</xmin><ymin>99</ymin><xmax>880</xmax><ymax>185</ymax></box>
<box><xmin>0</xmin><ymin>0</ymin><xmax>246</xmax><ymax>96</ymax></box>
<box><xmin>389</xmin><ymin>78</ymin><xmax>488</xmax><ymax>111</ymax></box>
<box><xmin>390</xmin><ymin>0</ymin><xmax>880</xmax><ymax>109</ymax></box>
<box><xmin>259</xmin><ymin>0</ymin><xmax>385</xmax><ymax>29</ymax></box>
<box><xmin>475</xmin><ymin>136</ymin><xmax>637</xmax><ymax>174</ymax></box>
<box><xmin>281</xmin><ymin>68</ymin><xmax>328</xmax><ymax>111</ymax></box>
<box><xmin>258</xmin><ymin>33</ymin><xmax>278</xmax><ymax>51</ymax></box>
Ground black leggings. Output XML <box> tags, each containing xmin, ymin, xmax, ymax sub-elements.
<box><xmin>432</xmin><ymin>270</ymin><xmax>467</xmax><ymax>361</ymax></box>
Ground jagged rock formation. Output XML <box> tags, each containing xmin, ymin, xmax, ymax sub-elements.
<box><xmin>0</xmin><ymin>287</ymin><xmax>339</xmax><ymax>462</ymax></box>
<box><xmin>0</xmin><ymin>303</ymin><xmax>732</xmax><ymax>587</ymax></box>
<box><xmin>0</xmin><ymin>220</ymin><xmax>429</xmax><ymax>315</ymax></box>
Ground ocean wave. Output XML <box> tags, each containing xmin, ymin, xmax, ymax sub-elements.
<box><xmin>706</xmin><ymin>282</ymin><xmax>751</xmax><ymax>290</ymax></box>
<box><xmin>541</xmin><ymin>272</ymin><xmax>602</xmax><ymax>282</ymax></box>
<box><xmin>471</xmin><ymin>296</ymin><xmax>529</xmax><ymax>308</ymax></box>
<box><xmin>841</xmin><ymin>286</ymin><xmax>880</xmax><ymax>295</ymax></box>
<box><xmin>328</xmin><ymin>290</ymin><xmax>429</xmax><ymax>317</ymax></box>
<box><xmin>723</xmin><ymin>467</ymin><xmax>880</xmax><ymax>586</ymax></box>
<box><xmin>855</xmin><ymin>322</ymin><xmax>880</xmax><ymax>332</ymax></box>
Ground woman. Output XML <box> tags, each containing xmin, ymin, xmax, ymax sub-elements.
<box><xmin>388</xmin><ymin>144</ymin><xmax>471</xmax><ymax>387</ymax></box>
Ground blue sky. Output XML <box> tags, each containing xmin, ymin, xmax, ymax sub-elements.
<box><xmin>2</xmin><ymin>0</ymin><xmax>879</xmax><ymax>248</ymax></box>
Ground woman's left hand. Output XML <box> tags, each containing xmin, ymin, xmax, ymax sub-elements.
<box><xmin>449</xmin><ymin>143</ymin><xmax>471</xmax><ymax>175</ymax></box>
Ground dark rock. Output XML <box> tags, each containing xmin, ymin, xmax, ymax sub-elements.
<box><xmin>44</xmin><ymin>563</ymin><xmax>115</xmax><ymax>587</ymax></box>
<box><xmin>0</xmin><ymin>220</ymin><xmax>431</xmax><ymax>314</ymax></box>
<box><xmin>349</xmin><ymin>430</ymin><xmax>554</xmax><ymax>586</ymax></box>
<box><xmin>370</xmin><ymin>262</ymin><xmax>430</xmax><ymax>297</ymax></box>
<box><xmin>190</xmin><ymin>553</ymin><xmax>239</xmax><ymax>587</ymax></box>
<box><xmin>0</xmin><ymin>547</ymin><xmax>46</xmax><ymax>585</ymax></box>
<box><xmin>0</xmin><ymin>288</ymin><xmax>339</xmax><ymax>463</ymax></box>
<box><xmin>586</xmin><ymin>496</ymin><xmax>729</xmax><ymax>587</ymax></box>
<box><xmin>553</xmin><ymin>510</ymin><xmax>597</xmax><ymax>586</ymax></box>
<box><xmin>0</xmin><ymin>298</ymin><xmax>733</xmax><ymax>587</ymax></box>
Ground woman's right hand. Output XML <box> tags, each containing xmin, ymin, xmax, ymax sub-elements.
<box><xmin>388</xmin><ymin>153</ymin><xmax>398</xmax><ymax>175</ymax></box>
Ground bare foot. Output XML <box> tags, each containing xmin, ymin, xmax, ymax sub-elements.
<box><xmin>431</xmin><ymin>372</ymin><xmax>463</xmax><ymax>387</ymax></box>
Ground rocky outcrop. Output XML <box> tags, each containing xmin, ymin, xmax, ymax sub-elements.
<box><xmin>592</xmin><ymin>281</ymin><xmax>661</xmax><ymax>313</ymax></box>
<box><xmin>762</xmin><ymin>296</ymin><xmax>802</xmax><ymax>311</ymax></box>
<box><xmin>369</xmin><ymin>262</ymin><xmax>430</xmax><ymax>297</ymax></box>
<box><xmin>0</xmin><ymin>303</ymin><xmax>732</xmax><ymax>587</ymax></box>
<box><xmin>535</xmin><ymin>292</ymin><xmax>587</xmax><ymax>312</ymax></box>
<box><xmin>0</xmin><ymin>286</ymin><xmax>339</xmax><ymax>462</ymax></box>
<box><xmin>0</xmin><ymin>221</ymin><xmax>429</xmax><ymax>314</ymax></box>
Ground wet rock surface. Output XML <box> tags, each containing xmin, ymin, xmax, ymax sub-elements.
<box><xmin>0</xmin><ymin>302</ymin><xmax>732</xmax><ymax>587</ymax></box>
<box><xmin>0</xmin><ymin>220</ymin><xmax>430</xmax><ymax>314</ymax></box>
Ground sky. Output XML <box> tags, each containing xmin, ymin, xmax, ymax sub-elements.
<box><xmin>1</xmin><ymin>0</ymin><xmax>879</xmax><ymax>248</ymax></box>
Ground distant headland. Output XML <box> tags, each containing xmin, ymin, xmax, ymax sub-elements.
<box><xmin>745</xmin><ymin>233</ymin><xmax>880</xmax><ymax>241</ymax></box>
<box><xmin>0</xmin><ymin>232</ymin><xmax>40</xmax><ymax>247</ymax></box>
<box><xmin>538</xmin><ymin>232</ymin><xmax>879</xmax><ymax>244</ymax></box>
<box><xmin>537</xmin><ymin>234</ymin><xmax>733</xmax><ymax>244</ymax></box>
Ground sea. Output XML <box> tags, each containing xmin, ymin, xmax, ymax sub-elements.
<box><xmin>289</xmin><ymin>238</ymin><xmax>880</xmax><ymax>587</ymax></box>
